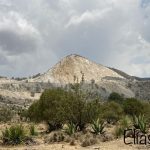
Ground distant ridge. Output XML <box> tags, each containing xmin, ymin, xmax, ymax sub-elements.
<box><xmin>110</xmin><ymin>67</ymin><xmax>150</xmax><ymax>81</ymax></box>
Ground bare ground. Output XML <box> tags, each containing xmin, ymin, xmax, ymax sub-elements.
<box><xmin>0</xmin><ymin>138</ymin><xmax>148</xmax><ymax>150</ymax></box>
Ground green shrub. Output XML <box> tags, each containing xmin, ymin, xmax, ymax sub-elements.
<box><xmin>123</xmin><ymin>98</ymin><xmax>143</xmax><ymax>116</ymax></box>
<box><xmin>86</xmin><ymin>99</ymin><xmax>102</xmax><ymax>123</ymax></box>
<box><xmin>2</xmin><ymin>125</ymin><xmax>26</xmax><ymax>145</ymax></box>
<box><xmin>64</xmin><ymin>122</ymin><xmax>76</xmax><ymax>136</ymax></box>
<box><xmin>141</xmin><ymin>102</ymin><xmax>150</xmax><ymax>122</ymax></box>
<box><xmin>91</xmin><ymin>118</ymin><xmax>105</xmax><ymax>134</ymax></box>
<box><xmin>133</xmin><ymin>114</ymin><xmax>147</xmax><ymax>134</ymax></box>
<box><xmin>120</xmin><ymin>116</ymin><xmax>132</xmax><ymax>129</ymax></box>
<box><xmin>102</xmin><ymin>102</ymin><xmax>123</xmax><ymax>124</ymax></box>
<box><xmin>28</xmin><ymin>85</ymin><xmax>102</xmax><ymax>132</ymax></box>
<box><xmin>62</xmin><ymin>88</ymin><xmax>87</xmax><ymax>131</ymax></box>
<box><xmin>28</xmin><ymin>88</ymin><xmax>67</xmax><ymax>131</ymax></box>
<box><xmin>108</xmin><ymin>92</ymin><xmax>124</xmax><ymax>104</ymax></box>
<box><xmin>64</xmin><ymin>83</ymin><xmax>99</xmax><ymax>131</ymax></box>
<box><xmin>114</xmin><ymin>115</ymin><xmax>133</xmax><ymax>138</ymax></box>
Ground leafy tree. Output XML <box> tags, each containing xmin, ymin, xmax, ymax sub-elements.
<box><xmin>28</xmin><ymin>88</ymin><xmax>67</xmax><ymax>131</ymax></box>
<box><xmin>63</xmin><ymin>83</ymin><xmax>100</xmax><ymax>131</ymax></box>
<box><xmin>28</xmin><ymin>85</ymin><xmax>102</xmax><ymax>132</ymax></box>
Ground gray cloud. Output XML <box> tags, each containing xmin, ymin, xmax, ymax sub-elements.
<box><xmin>0</xmin><ymin>54</ymin><xmax>8</xmax><ymax>65</ymax></box>
<box><xmin>0</xmin><ymin>29</ymin><xmax>38</xmax><ymax>55</ymax></box>
<box><xmin>0</xmin><ymin>0</ymin><xmax>150</xmax><ymax>77</ymax></box>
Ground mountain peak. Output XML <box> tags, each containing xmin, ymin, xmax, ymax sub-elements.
<box><xmin>63</xmin><ymin>54</ymin><xmax>87</xmax><ymax>61</ymax></box>
<box><xmin>32</xmin><ymin>54</ymin><xmax>124</xmax><ymax>84</ymax></box>
<box><xmin>66</xmin><ymin>54</ymin><xmax>82</xmax><ymax>57</ymax></box>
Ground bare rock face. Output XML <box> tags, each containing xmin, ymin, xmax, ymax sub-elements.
<box><xmin>32</xmin><ymin>54</ymin><xmax>124</xmax><ymax>84</ymax></box>
<box><xmin>31</xmin><ymin>54</ymin><xmax>134</xmax><ymax>98</ymax></box>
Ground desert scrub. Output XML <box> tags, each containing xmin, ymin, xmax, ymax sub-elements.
<box><xmin>0</xmin><ymin>107</ymin><xmax>14</xmax><ymax>122</ymax></box>
<box><xmin>133</xmin><ymin>114</ymin><xmax>147</xmax><ymax>134</ymax></box>
<box><xmin>64</xmin><ymin>122</ymin><xmax>76</xmax><ymax>136</ymax></box>
<box><xmin>91</xmin><ymin>118</ymin><xmax>105</xmax><ymax>135</ymax></box>
<box><xmin>29</xmin><ymin>124</ymin><xmax>38</xmax><ymax>136</ymax></box>
<box><xmin>114</xmin><ymin>126</ymin><xmax>124</xmax><ymax>138</ymax></box>
<box><xmin>120</xmin><ymin>115</ymin><xmax>132</xmax><ymax>129</ymax></box>
<box><xmin>81</xmin><ymin>135</ymin><xmax>97</xmax><ymax>147</ymax></box>
<box><xmin>102</xmin><ymin>101</ymin><xmax>123</xmax><ymax>124</ymax></box>
<box><xmin>2</xmin><ymin>124</ymin><xmax>26</xmax><ymax>145</ymax></box>
<box><xmin>28</xmin><ymin>87</ymin><xmax>102</xmax><ymax>132</ymax></box>
<box><xmin>44</xmin><ymin>131</ymin><xmax>66</xmax><ymax>143</ymax></box>
<box><xmin>114</xmin><ymin>116</ymin><xmax>133</xmax><ymax>138</ymax></box>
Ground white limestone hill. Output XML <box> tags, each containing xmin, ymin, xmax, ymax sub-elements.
<box><xmin>31</xmin><ymin>54</ymin><xmax>124</xmax><ymax>84</ymax></box>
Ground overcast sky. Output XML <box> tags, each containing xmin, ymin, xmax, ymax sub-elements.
<box><xmin>0</xmin><ymin>0</ymin><xmax>150</xmax><ymax>77</ymax></box>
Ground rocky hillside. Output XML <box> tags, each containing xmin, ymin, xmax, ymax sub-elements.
<box><xmin>0</xmin><ymin>54</ymin><xmax>150</xmax><ymax>108</ymax></box>
<box><xmin>31</xmin><ymin>54</ymin><xmax>124</xmax><ymax>84</ymax></box>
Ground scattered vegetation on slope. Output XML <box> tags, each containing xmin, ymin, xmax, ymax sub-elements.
<box><xmin>1</xmin><ymin>81</ymin><xmax>150</xmax><ymax>147</ymax></box>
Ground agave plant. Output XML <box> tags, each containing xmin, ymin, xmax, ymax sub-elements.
<box><xmin>64</xmin><ymin>122</ymin><xmax>76</xmax><ymax>136</ymax></box>
<box><xmin>133</xmin><ymin>114</ymin><xmax>147</xmax><ymax>134</ymax></box>
<box><xmin>91</xmin><ymin>118</ymin><xmax>105</xmax><ymax>135</ymax></box>
<box><xmin>2</xmin><ymin>124</ymin><xmax>26</xmax><ymax>145</ymax></box>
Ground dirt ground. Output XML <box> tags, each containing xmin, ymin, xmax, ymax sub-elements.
<box><xmin>0</xmin><ymin>123</ymin><xmax>149</xmax><ymax>150</ymax></box>
<box><xmin>0</xmin><ymin>139</ymin><xmax>148</xmax><ymax>150</ymax></box>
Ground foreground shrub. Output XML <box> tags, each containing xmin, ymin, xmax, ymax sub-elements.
<box><xmin>120</xmin><ymin>116</ymin><xmax>132</xmax><ymax>129</ymax></box>
<box><xmin>102</xmin><ymin>102</ymin><xmax>123</xmax><ymax>124</ymax></box>
<box><xmin>123</xmin><ymin>98</ymin><xmax>143</xmax><ymax>116</ymax></box>
<box><xmin>63</xmin><ymin>84</ymin><xmax>101</xmax><ymax>131</ymax></box>
<box><xmin>44</xmin><ymin>131</ymin><xmax>65</xmax><ymax>143</ymax></box>
<box><xmin>28</xmin><ymin>86</ymin><xmax>102</xmax><ymax>132</ymax></box>
<box><xmin>81</xmin><ymin>137</ymin><xmax>97</xmax><ymax>147</ymax></box>
<box><xmin>141</xmin><ymin>102</ymin><xmax>150</xmax><ymax>122</ymax></box>
<box><xmin>133</xmin><ymin>114</ymin><xmax>147</xmax><ymax>134</ymax></box>
<box><xmin>91</xmin><ymin>118</ymin><xmax>105</xmax><ymax>135</ymax></box>
<box><xmin>80</xmin><ymin>133</ymin><xmax>97</xmax><ymax>147</ymax></box>
<box><xmin>2</xmin><ymin>125</ymin><xmax>26</xmax><ymax>145</ymax></box>
<box><xmin>114</xmin><ymin>116</ymin><xmax>131</xmax><ymax>139</ymax></box>
<box><xmin>28</xmin><ymin>88</ymin><xmax>67</xmax><ymax>132</ymax></box>
<box><xmin>64</xmin><ymin>122</ymin><xmax>76</xmax><ymax>136</ymax></box>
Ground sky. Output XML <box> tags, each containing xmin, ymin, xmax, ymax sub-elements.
<box><xmin>0</xmin><ymin>0</ymin><xmax>150</xmax><ymax>77</ymax></box>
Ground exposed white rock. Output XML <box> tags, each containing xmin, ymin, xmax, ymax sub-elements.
<box><xmin>32</xmin><ymin>54</ymin><xmax>124</xmax><ymax>84</ymax></box>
